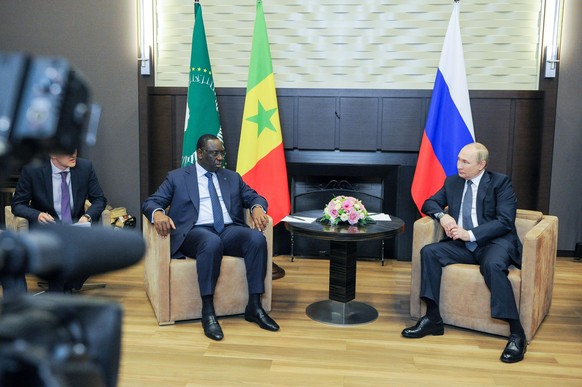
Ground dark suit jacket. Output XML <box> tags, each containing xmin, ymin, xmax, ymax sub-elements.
<box><xmin>421</xmin><ymin>170</ymin><xmax>522</xmax><ymax>266</ymax></box>
<box><xmin>142</xmin><ymin>164</ymin><xmax>268</xmax><ymax>258</ymax></box>
<box><xmin>12</xmin><ymin>158</ymin><xmax>107</xmax><ymax>225</ymax></box>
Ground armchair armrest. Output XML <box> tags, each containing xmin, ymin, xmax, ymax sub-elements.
<box><xmin>518</xmin><ymin>215</ymin><xmax>558</xmax><ymax>339</ymax></box>
<box><xmin>4</xmin><ymin>205</ymin><xmax>29</xmax><ymax>232</ymax></box>
<box><xmin>142</xmin><ymin>214</ymin><xmax>172</xmax><ymax>324</ymax></box>
<box><xmin>410</xmin><ymin>216</ymin><xmax>444</xmax><ymax>319</ymax></box>
<box><xmin>84</xmin><ymin>200</ymin><xmax>110</xmax><ymax>226</ymax></box>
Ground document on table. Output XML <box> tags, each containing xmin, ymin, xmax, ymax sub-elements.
<box><xmin>72</xmin><ymin>221</ymin><xmax>91</xmax><ymax>227</ymax></box>
<box><xmin>369</xmin><ymin>213</ymin><xmax>392</xmax><ymax>221</ymax></box>
<box><xmin>283</xmin><ymin>215</ymin><xmax>317</xmax><ymax>224</ymax></box>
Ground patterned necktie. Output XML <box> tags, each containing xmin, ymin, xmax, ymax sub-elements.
<box><xmin>60</xmin><ymin>171</ymin><xmax>72</xmax><ymax>223</ymax></box>
<box><xmin>462</xmin><ymin>180</ymin><xmax>477</xmax><ymax>251</ymax></box>
<box><xmin>205</xmin><ymin>172</ymin><xmax>224</xmax><ymax>233</ymax></box>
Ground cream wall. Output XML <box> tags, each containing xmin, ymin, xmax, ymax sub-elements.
<box><xmin>155</xmin><ymin>0</ymin><xmax>543</xmax><ymax>90</ymax></box>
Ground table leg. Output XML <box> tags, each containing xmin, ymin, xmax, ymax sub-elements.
<box><xmin>305</xmin><ymin>240</ymin><xmax>378</xmax><ymax>325</ymax></box>
<box><xmin>329</xmin><ymin>240</ymin><xmax>356</xmax><ymax>302</ymax></box>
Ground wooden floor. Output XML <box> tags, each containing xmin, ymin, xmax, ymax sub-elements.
<box><xmin>23</xmin><ymin>256</ymin><xmax>582</xmax><ymax>386</ymax></box>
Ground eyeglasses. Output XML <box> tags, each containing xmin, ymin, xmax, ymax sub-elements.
<box><xmin>201</xmin><ymin>148</ymin><xmax>226</xmax><ymax>158</ymax></box>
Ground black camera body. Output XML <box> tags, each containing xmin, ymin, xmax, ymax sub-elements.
<box><xmin>0</xmin><ymin>52</ymin><xmax>100</xmax><ymax>174</ymax></box>
<box><xmin>0</xmin><ymin>295</ymin><xmax>122</xmax><ymax>387</ymax></box>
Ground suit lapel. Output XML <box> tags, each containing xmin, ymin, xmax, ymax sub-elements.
<box><xmin>184</xmin><ymin>164</ymin><xmax>200</xmax><ymax>213</ymax></box>
<box><xmin>476</xmin><ymin>171</ymin><xmax>491</xmax><ymax>222</ymax></box>
<box><xmin>42</xmin><ymin>161</ymin><xmax>55</xmax><ymax>207</ymax></box>
<box><xmin>70</xmin><ymin>166</ymin><xmax>81</xmax><ymax>215</ymax></box>
<box><xmin>216</xmin><ymin>168</ymin><xmax>231</xmax><ymax>214</ymax></box>
<box><xmin>449</xmin><ymin>176</ymin><xmax>465</xmax><ymax>219</ymax></box>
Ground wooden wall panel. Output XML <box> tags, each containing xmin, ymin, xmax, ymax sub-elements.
<box><xmin>217</xmin><ymin>94</ymin><xmax>245</xmax><ymax>167</ymax></box>
<box><xmin>147</xmin><ymin>95</ymin><xmax>174</xmax><ymax>194</ymax></box>
<box><xmin>381</xmin><ymin>98</ymin><xmax>425</xmax><ymax>151</ymax></box>
<box><xmin>512</xmin><ymin>98</ymin><xmax>545</xmax><ymax>210</ymax></box>
<box><xmin>338</xmin><ymin>97</ymin><xmax>380</xmax><ymax>150</ymax></box>
<box><xmin>471</xmin><ymin>98</ymin><xmax>513</xmax><ymax>173</ymax></box>
<box><xmin>296</xmin><ymin>97</ymin><xmax>337</xmax><ymax>150</ymax></box>
<box><xmin>278</xmin><ymin>96</ymin><xmax>295</xmax><ymax>150</ymax></box>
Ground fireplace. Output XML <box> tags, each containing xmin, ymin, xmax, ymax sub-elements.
<box><xmin>275</xmin><ymin>150</ymin><xmax>419</xmax><ymax>262</ymax></box>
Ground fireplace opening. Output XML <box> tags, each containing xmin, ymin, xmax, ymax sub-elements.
<box><xmin>274</xmin><ymin>160</ymin><xmax>416</xmax><ymax>262</ymax></box>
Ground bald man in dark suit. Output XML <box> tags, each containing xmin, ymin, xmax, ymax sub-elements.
<box><xmin>402</xmin><ymin>142</ymin><xmax>527</xmax><ymax>363</ymax></box>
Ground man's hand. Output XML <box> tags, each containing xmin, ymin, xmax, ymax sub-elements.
<box><xmin>439</xmin><ymin>214</ymin><xmax>457</xmax><ymax>238</ymax></box>
<box><xmin>438</xmin><ymin>214</ymin><xmax>471</xmax><ymax>241</ymax></box>
<box><xmin>153</xmin><ymin>211</ymin><xmax>176</xmax><ymax>238</ymax></box>
<box><xmin>250</xmin><ymin>206</ymin><xmax>269</xmax><ymax>232</ymax></box>
<box><xmin>77</xmin><ymin>216</ymin><xmax>90</xmax><ymax>224</ymax></box>
<box><xmin>37</xmin><ymin>212</ymin><xmax>55</xmax><ymax>224</ymax></box>
<box><xmin>448</xmin><ymin>225</ymin><xmax>471</xmax><ymax>241</ymax></box>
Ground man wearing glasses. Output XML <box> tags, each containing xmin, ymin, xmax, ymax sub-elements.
<box><xmin>142</xmin><ymin>134</ymin><xmax>278</xmax><ymax>341</ymax></box>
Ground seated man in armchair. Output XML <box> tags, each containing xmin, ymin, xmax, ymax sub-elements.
<box><xmin>11</xmin><ymin>150</ymin><xmax>107</xmax><ymax>293</ymax></box>
<box><xmin>142</xmin><ymin>134</ymin><xmax>279</xmax><ymax>341</ymax></box>
<box><xmin>402</xmin><ymin>142</ymin><xmax>526</xmax><ymax>363</ymax></box>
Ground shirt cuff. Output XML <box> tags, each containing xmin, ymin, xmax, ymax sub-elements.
<box><xmin>251</xmin><ymin>204</ymin><xmax>266</xmax><ymax>213</ymax></box>
<box><xmin>468</xmin><ymin>230</ymin><xmax>476</xmax><ymax>242</ymax></box>
<box><xmin>151</xmin><ymin>208</ymin><xmax>165</xmax><ymax>223</ymax></box>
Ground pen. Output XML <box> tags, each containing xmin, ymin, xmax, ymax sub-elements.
<box><xmin>287</xmin><ymin>215</ymin><xmax>306</xmax><ymax>221</ymax></box>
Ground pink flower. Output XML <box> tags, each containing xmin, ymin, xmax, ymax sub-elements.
<box><xmin>321</xmin><ymin>196</ymin><xmax>370</xmax><ymax>226</ymax></box>
<box><xmin>342</xmin><ymin>197</ymin><xmax>355</xmax><ymax>211</ymax></box>
<box><xmin>348</xmin><ymin>210</ymin><xmax>360</xmax><ymax>225</ymax></box>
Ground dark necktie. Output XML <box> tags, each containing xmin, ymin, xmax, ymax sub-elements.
<box><xmin>60</xmin><ymin>171</ymin><xmax>72</xmax><ymax>223</ymax></box>
<box><xmin>205</xmin><ymin>172</ymin><xmax>224</xmax><ymax>233</ymax></box>
<box><xmin>462</xmin><ymin>179</ymin><xmax>477</xmax><ymax>251</ymax></box>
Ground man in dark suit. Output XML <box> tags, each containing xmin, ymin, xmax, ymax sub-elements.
<box><xmin>402</xmin><ymin>142</ymin><xmax>526</xmax><ymax>363</ymax></box>
<box><xmin>142</xmin><ymin>134</ymin><xmax>278</xmax><ymax>341</ymax></box>
<box><xmin>11</xmin><ymin>150</ymin><xmax>107</xmax><ymax>292</ymax></box>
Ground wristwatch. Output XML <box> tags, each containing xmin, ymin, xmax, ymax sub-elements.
<box><xmin>435</xmin><ymin>212</ymin><xmax>446</xmax><ymax>221</ymax></box>
<box><xmin>82</xmin><ymin>214</ymin><xmax>92</xmax><ymax>222</ymax></box>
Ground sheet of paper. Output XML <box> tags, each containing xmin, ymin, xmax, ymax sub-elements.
<box><xmin>72</xmin><ymin>221</ymin><xmax>92</xmax><ymax>227</ymax></box>
<box><xmin>283</xmin><ymin>215</ymin><xmax>317</xmax><ymax>224</ymax></box>
<box><xmin>370</xmin><ymin>213</ymin><xmax>392</xmax><ymax>221</ymax></box>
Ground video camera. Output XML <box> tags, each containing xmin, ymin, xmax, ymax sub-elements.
<box><xmin>0</xmin><ymin>51</ymin><xmax>145</xmax><ymax>387</ymax></box>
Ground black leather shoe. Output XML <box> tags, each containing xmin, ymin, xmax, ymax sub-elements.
<box><xmin>402</xmin><ymin>316</ymin><xmax>444</xmax><ymax>338</ymax></box>
<box><xmin>244</xmin><ymin>306</ymin><xmax>280</xmax><ymax>331</ymax></box>
<box><xmin>500</xmin><ymin>334</ymin><xmax>527</xmax><ymax>363</ymax></box>
<box><xmin>201</xmin><ymin>315</ymin><xmax>224</xmax><ymax>341</ymax></box>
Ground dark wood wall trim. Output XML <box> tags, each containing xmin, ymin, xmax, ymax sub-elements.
<box><xmin>144</xmin><ymin>87</ymin><xmax>546</xmax><ymax>207</ymax></box>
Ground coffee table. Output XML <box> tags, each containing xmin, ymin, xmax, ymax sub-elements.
<box><xmin>284</xmin><ymin>209</ymin><xmax>404</xmax><ymax>325</ymax></box>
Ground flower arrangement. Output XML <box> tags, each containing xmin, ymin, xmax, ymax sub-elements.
<box><xmin>320</xmin><ymin>195</ymin><xmax>374</xmax><ymax>226</ymax></box>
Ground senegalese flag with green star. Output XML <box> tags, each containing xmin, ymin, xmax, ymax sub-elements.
<box><xmin>236</xmin><ymin>0</ymin><xmax>290</xmax><ymax>225</ymax></box>
<box><xmin>182</xmin><ymin>1</ymin><xmax>223</xmax><ymax>167</ymax></box>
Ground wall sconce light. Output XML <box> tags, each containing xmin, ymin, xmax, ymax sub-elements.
<box><xmin>138</xmin><ymin>0</ymin><xmax>154</xmax><ymax>76</ymax></box>
<box><xmin>544</xmin><ymin>0</ymin><xmax>562</xmax><ymax>78</ymax></box>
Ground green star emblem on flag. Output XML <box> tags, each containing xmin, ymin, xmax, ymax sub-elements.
<box><xmin>246</xmin><ymin>100</ymin><xmax>277</xmax><ymax>136</ymax></box>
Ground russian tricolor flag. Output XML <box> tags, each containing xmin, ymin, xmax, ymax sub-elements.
<box><xmin>411</xmin><ymin>1</ymin><xmax>475</xmax><ymax>214</ymax></box>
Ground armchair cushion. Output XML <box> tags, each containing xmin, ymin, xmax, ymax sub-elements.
<box><xmin>410</xmin><ymin>209</ymin><xmax>558</xmax><ymax>343</ymax></box>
